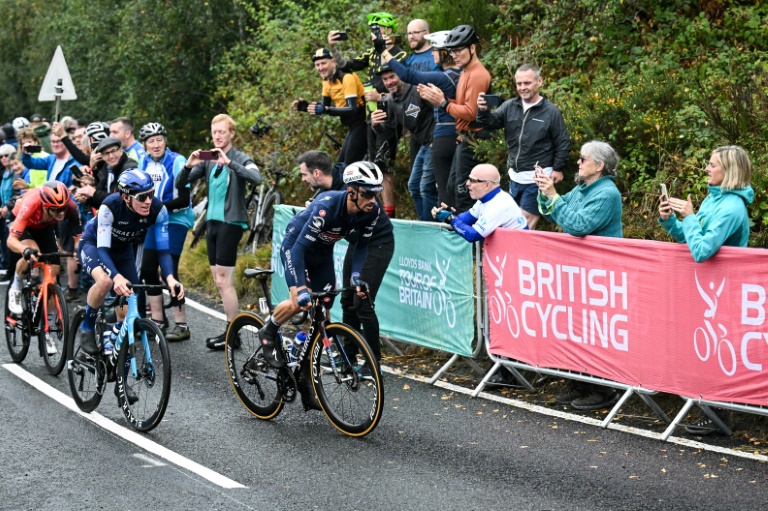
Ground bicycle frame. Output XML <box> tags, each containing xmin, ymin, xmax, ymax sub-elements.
<box><xmin>6</xmin><ymin>256</ymin><xmax>65</xmax><ymax>345</ymax></box>
<box><xmin>112</xmin><ymin>293</ymin><xmax>154</xmax><ymax>384</ymax></box>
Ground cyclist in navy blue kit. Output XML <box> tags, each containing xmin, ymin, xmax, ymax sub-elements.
<box><xmin>259</xmin><ymin>161</ymin><xmax>385</xmax><ymax>369</ymax></box>
<box><xmin>75</xmin><ymin>169</ymin><xmax>184</xmax><ymax>357</ymax></box>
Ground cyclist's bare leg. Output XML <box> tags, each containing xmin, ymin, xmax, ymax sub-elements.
<box><xmin>12</xmin><ymin>239</ymin><xmax>40</xmax><ymax>279</ymax></box>
<box><xmin>148</xmin><ymin>294</ymin><xmax>164</xmax><ymax>322</ymax></box>
<box><xmin>270</xmin><ymin>286</ymin><xmax>308</xmax><ymax>324</ymax></box>
<box><xmin>86</xmin><ymin>266</ymin><xmax>113</xmax><ymax>309</ymax></box>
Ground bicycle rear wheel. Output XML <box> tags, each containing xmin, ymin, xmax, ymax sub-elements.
<box><xmin>4</xmin><ymin>288</ymin><xmax>31</xmax><ymax>363</ymax></box>
<box><xmin>66</xmin><ymin>308</ymin><xmax>106</xmax><ymax>412</ymax></box>
<box><xmin>116</xmin><ymin>318</ymin><xmax>171</xmax><ymax>432</ymax></box>
<box><xmin>252</xmin><ymin>192</ymin><xmax>280</xmax><ymax>252</ymax></box>
<box><xmin>225</xmin><ymin>313</ymin><xmax>284</xmax><ymax>419</ymax></box>
<box><xmin>310</xmin><ymin>323</ymin><xmax>384</xmax><ymax>437</ymax></box>
<box><xmin>40</xmin><ymin>284</ymin><xmax>69</xmax><ymax>375</ymax></box>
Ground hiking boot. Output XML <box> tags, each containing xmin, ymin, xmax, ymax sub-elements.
<box><xmin>166</xmin><ymin>325</ymin><xmax>190</xmax><ymax>342</ymax></box>
<box><xmin>570</xmin><ymin>391</ymin><xmax>619</xmax><ymax>411</ymax></box>
<box><xmin>685</xmin><ymin>411</ymin><xmax>733</xmax><ymax>436</ymax></box>
<box><xmin>205</xmin><ymin>331</ymin><xmax>227</xmax><ymax>350</ymax></box>
<box><xmin>258</xmin><ymin>326</ymin><xmax>285</xmax><ymax>368</ymax></box>
<box><xmin>64</xmin><ymin>288</ymin><xmax>81</xmax><ymax>302</ymax></box>
<box><xmin>77</xmin><ymin>328</ymin><xmax>99</xmax><ymax>356</ymax></box>
<box><xmin>8</xmin><ymin>288</ymin><xmax>22</xmax><ymax>315</ymax></box>
<box><xmin>556</xmin><ymin>388</ymin><xmax>588</xmax><ymax>405</ymax></box>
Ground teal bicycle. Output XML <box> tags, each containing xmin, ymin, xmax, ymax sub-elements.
<box><xmin>67</xmin><ymin>283</ymin><xmax>175</xmax><ymax>432</ymax></box>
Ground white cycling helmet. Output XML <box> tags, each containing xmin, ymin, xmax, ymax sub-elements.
<box><xmin>343</xmin><ymin>161</ymin><xmax>384</xmax><ymax>192</ymax></box>
<box><xmin>12</xmin><ymin>117</ymin><xmax>29</xmax><ymax>133</ymax></box>
<box><xmin>424</xmin><ymin>30</ymin><xmax>452</xmax><ymax>50</ymax></box>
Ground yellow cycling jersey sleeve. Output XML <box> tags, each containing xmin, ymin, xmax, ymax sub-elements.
<box><xmin>322</xmin><ymin>71</ymin><xmax>364</xmax><ymax>108</ymax></box>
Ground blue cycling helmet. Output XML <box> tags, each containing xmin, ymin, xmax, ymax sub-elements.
<box><xmin>117</xmin><ymin>169</ymin><xmax>153</xmax><ymax>195</ymax></box>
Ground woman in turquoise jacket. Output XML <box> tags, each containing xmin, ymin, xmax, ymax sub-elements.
<box><xmin>659</xmin><ymin>145</ymin><xmax>753</xmax><ymax>263</ymax></box>
<box><xmin>533</xmin><ymin>140</ymin><xmax>623</xmax><ymax>412</ymax></box>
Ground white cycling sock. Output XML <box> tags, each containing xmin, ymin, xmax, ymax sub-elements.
<box><xmin>10</xmin><ymin>274</ymin><xmax>22</xmax><ymax>292</ymax></box>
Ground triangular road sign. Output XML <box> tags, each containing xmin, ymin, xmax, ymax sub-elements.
<box><xmin>38</xmin><ymin>46</ymin><xmax>77</xmax><ymax>101</ymax></box>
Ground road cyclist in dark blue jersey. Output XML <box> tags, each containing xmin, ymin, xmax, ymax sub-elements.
<box><xmin>258</xmin><ymin>161</ymin><xmax>385</xmax><ymax>369</ymax></box>
<box><xmin>75</xmin><ymin>169</ymin><xmax>184</xmax><ymax>359</ymax></box>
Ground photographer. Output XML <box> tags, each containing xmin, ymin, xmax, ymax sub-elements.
<box><xmin>293</xmin><ymin>49</ymin><xmax>366</xmax><ymax>165</ymax></box>
<box><xmin>328</xmin><ymin>11</ymin><xmax>407</xmax><ymax>218</ymax></box>
<box><xmin>371</xmin><ymin>64</ymin><xmax>436</xmax><ymax>220</ymax></box>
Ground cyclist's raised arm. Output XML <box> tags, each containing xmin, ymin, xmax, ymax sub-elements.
<box><xmin>176</xmin><ymin>158</ymin><xmax>207</xmax><ymax>189</ymax></box>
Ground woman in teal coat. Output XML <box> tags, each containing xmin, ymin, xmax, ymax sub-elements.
<box><xmin>533</xmin><ymin>140</ymin><xmax>623</xmax><ymax>411</ymax></box>
<box><xmin>659</xmin><ymin>145</ymin><xmax>753</xmax><ymax>263</ymax></box>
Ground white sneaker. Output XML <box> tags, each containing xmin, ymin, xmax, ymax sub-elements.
<box><xmin>8</xmin><ymin>288</ymin><xmax>22</xmax><ymax>315</ymax></box>
<box><xmin>45</xmin><ymin>335</ymin><xmax>57</xmax><ymax>355</ymax></box>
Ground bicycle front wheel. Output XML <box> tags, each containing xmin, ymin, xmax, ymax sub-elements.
<box><xmin>66</xmin><ymin>308</ymin><xmax>106</xmax><ymax>412</ymax></box>
<box><xmin>226</xmin><ymin>313</ymin><xmax>284</xmax><ymax>419</ymax></box>
<box><xmin>4</xmin><ymin>290</ymin><xmax>30</xmax><ymax>363</ymax></box>
<box><xmin>40</xmin><ymin>284</ymin><xmax>69</xmax><ymax>375</ymax></box>
<box><xmin>116</xmin><ymin>318</ymin><xmax>171</xmax><ymax>432</ymax></box>
<box><xmin>310</xmin><ymin>323</ymin><xmax>384</xmax><ymax>437</ymax></box>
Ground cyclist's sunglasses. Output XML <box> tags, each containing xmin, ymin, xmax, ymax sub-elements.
<box><xmin>358</xmin><ymin>189</ymin><xmax>381</xmax><ymax>200</ymax></box>
<box><xmin>131</xmin><ymin>190</ymin><xmax>155</xmax><ymax>202</ymax></box>
<box><xmin>48</xmin><ymin>206</ymin><xmax>67</xmax><ymax>215</ymax></box>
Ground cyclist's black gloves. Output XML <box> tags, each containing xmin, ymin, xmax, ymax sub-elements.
<box><xmin>22</xmin><ymin>248</ymin><xmax>39</xmax><ymax>261</ymax></box>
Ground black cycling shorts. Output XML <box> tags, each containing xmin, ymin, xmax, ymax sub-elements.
<box><xmin>206</xmin><ymin>220</ymin><xmax>245</xmax><ymax>267</ymax></box>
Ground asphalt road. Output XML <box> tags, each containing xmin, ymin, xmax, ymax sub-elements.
<box><xmin>1</xmin><ymin>285</ymin><xmax>766</xmax><ymax>511</ymax></box>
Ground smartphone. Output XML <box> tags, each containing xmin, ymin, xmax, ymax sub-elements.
<box><xmin>336</xmin><ymin>32</ymin><xmax>348</xmax><ymax>41</ymax></box>
<box><xmin>296</xmin><ymin>100</ymin><xmax>309</xmax><ymax>112</ymax></box>
<box><xmin>377</xmin><ymin>101</ymin><xmax>388</xmax><ymax>114</ymax></box>
<box><xmin>484</xmin><ymin>94</ymin><xmax>500</xmax><ymax>107</ymax></box>
<box><xmin>660</xmin><ymin>183</ymin><xmax>668</xmax><ymax>201</ymax></box>
<box><xmin>392</xmin><ymin>34</ymin><xmax>402</xmax><ymax>45</ymax></box>
<box><xmin>25</xmin><ymin>145</ymin><xmax>42</xmax><ymax>154</ymax></box>
<box><xmin>199</xmin><ymin>150</ymin><xmax>219</xmax><ymax>161</ymax></box>
<box><xmin>69</xmin><ymin>164</ymin><xmax>84</xmax><ymax>179</ymax></box>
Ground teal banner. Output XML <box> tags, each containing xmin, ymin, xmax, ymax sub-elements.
<box><xmin>270</xmin><ymin>205</ymin><xmax>475</xmax><ymax>357</ymax></box>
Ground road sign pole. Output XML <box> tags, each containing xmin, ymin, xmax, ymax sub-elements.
<box><xmin>54</xmin><ymin>79</ymin><xmax>63</xmax><ymax>123</ymax></box>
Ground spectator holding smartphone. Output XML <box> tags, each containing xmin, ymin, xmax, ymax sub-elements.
<box><xmin>534</xmin><ymin>140</ymin><xmax>622</xmax><ymax>409</ymax></box>
<box><xmin>659</xmin><ymin>145</ymin><xmax>753</xmax><ymax>262</ymax></box>
<box><xmin>293</xmin><ymin>49</ymin><xmax>367</xmax><ymax>165</ymax></box>
<box><xmin>477</xmin><ymin>64</ymin><xmax>571</xmax><ymax>229</ymax></box>
<box><xmin>177</xmin><ymin>114</ymin><xmax>262</xmax><ymax>350</ymax></box>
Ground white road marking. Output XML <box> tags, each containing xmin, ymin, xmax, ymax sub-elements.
<box><xmin>133</xmin><ymin>453</ymin><xmax>167</xmax><ymax>467</ymax></box>
<box><xmin>3</xmin><ymin>363</ymin><xmax>246</xmax><ymax>489</ymax></box>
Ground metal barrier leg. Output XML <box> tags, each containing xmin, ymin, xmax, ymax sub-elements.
<box><xmin>472</xmin><ymin>361</ymin><xmax>500</xmax><ymax>397</ymax></box>
<box><xmin>428</xmin><ymin>353</ymin><xmax>460</xmax><ymax>385</ymax></box>
<box><xmin>464</xmin><ymin>357</ymin><xmax>486</xmax><ymax>376</ymax></box>
<box><xmin>698</xmin><ymin>404</ymin><xmax>733</xmax><ymax>436</ymax></box>
<box><xmin>661</xmin><ymin>398</ymin><xmax>696</xmax><ymax>441</ymax></box>
<box><xmin>637</xmin><ymin>393</ymin><xmax>671</xmax><ymax>423</ymax></box>
<box><xmin>381</xmin><ymin>336</ymin><xmax>403</xmax><ymax>357</ymax></box>
<box><xmin>601</xmin><ymin>387</ymin><xmax>633</xmax><ymax>428</ymax></box>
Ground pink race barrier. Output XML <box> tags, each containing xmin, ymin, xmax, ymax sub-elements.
<box><xmin>484</xmin><ymin>229</ymin><xmax>768</xmax><ymax>406</ymax></box>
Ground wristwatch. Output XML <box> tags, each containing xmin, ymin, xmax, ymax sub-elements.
<box><xmin>439</xmin><ymin>99</ymin><xmax>449</xmax><ymax>109</ymax></box>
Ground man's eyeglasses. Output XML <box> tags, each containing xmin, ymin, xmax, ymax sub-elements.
<box><xmin>448</xmin><ymin>47</ymin><xmax>468</xmax><ymax>56</ymax></box>
<box><xmin>467</xmin><ymin>176</ymin><xmax>498</xmax><ymax>184</ymax></box>
<box><xmin>101</xmin><ymin>148</ymin><xmax>121</xmax><ymax>157</ymax></box>
<box><xmin>132</xmin><ymin>190</ymin><xmax>155</xmax><ymax>202</ymax></box>
<box><xmin>407</xmin><ymin>29</ymin><xmax>427</xmax><ymax>36</ymax></box>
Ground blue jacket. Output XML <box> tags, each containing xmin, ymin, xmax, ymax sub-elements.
<box><xmin>20</xmin><ymin>152</ymin><xmax>77</xmax><ymax>187</ymax></box>
<box><xmin>140</xmin><ymin>148</ymin><xmax>194</xmax><ymax>228</ymax></box>
<box><xmin>660</xmin><ymin>185</ymin><xmax>754</xmax><ymax>262</ymax></box>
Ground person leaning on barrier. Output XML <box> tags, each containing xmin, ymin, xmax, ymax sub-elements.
<box><xmin>658</xmin><ymin>145</ymin><xmax>753</xmax><ymax>436</ymax></box>
<box><xmin>432</xmin><ymin>163</ymin><xmax>527</xmax><ymax>241</ymax></box>
<box><xmin>298</xmin><ymin>151</ymin><xmax>394</xmax><ymax>364</ymax></box>
<box><xmin>534</xmin><ymin>140</ymin><xmax>622</xmax><ymax>410</ymax></box>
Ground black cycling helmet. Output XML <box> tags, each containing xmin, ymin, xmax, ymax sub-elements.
<box><xmin>444</xmin><ymin>25</ymin><xmax>479</xmax><ymax>49</ymax></box>
<box><xmin>139</xmin><ymin>122</ymin><xmax>167</xmax><ymax>142</ymax></box>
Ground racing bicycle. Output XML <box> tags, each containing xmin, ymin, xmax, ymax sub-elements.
<box><xmin>4</xmin><ymin>251</ymin><xmax>70</xmax><ymax>375</ymax></box>
<box><xmin>225</xmin><ymin>268</ymin><xmax>384</xmax><ymax>437</ymax></box>
<box><xmin>243</xmin><ymin>167</ymin><xmax>285</xmax><ymax>253</ymax></box>
<box><xmin>67</xmin><ymin>283</ymin><xmax>176</xmax><ymax>432</ymax></box>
